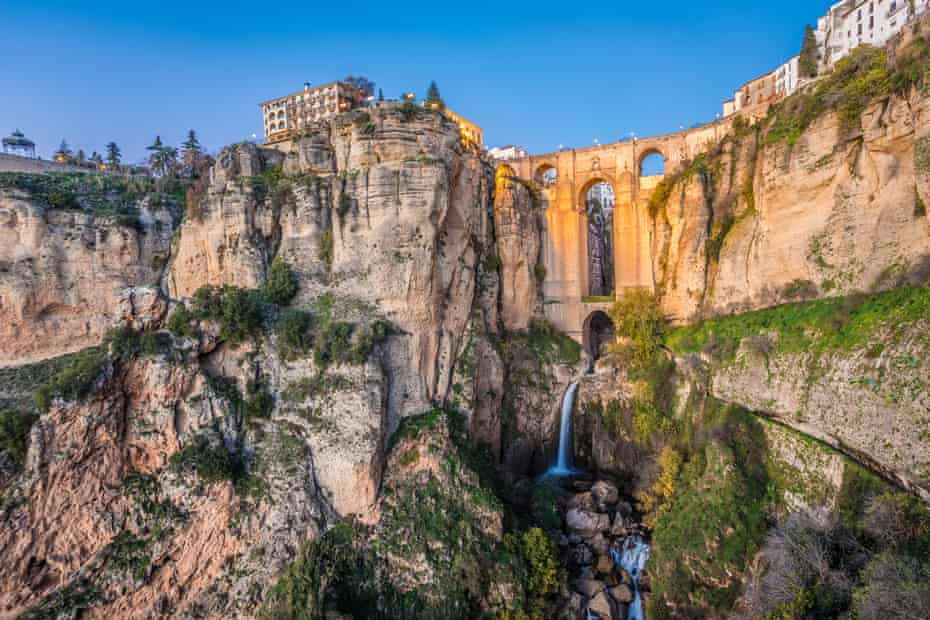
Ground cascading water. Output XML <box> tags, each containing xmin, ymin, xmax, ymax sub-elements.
<box><xmin>609</xmin><ymin>536</ymin><xmax>650</xmax><ymax>620</ymax></box>
<box><xmin>547</xmin><ymin>382</ymin><xmax>579</xmax><ymax>476</ymax></box>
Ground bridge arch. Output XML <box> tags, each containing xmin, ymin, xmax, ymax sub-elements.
<box><xmin>638</xmin><ymin>148</ymin><xmax>666</xmax><ymax>177</ymax></box>
<box><xmin>534</xmin><ymin>163</ymin><xmax>557</xmax><ymax>188</ymax></box>
<box><xmin>583</xmin><ymin>310</ymin><xmax>615</xmax><ymax>360</ymax></box>
<box><xmin>581</xmin><ymin>178</ymin><xmax>616</xmax><ymax>297</ymax></box>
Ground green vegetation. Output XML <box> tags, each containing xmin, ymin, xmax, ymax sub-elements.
<box><xmin>102</xmin><ymin>530</ymin><xmax>153</xmax><ymax>583</ymax></box>
<box><xmin>261</xmin><ymin>257</ymin><xmax>299</xmax><ymax>305</ymax></box>
<box><xmin>509</xmin><ymin>319</ymin><xmax>581</xmax><ymax>367</ymax></box>
<box><xmin>190</xmin><ymin>285</ymin><xmax>265</xmax><ymax>345</ymax></box>
<box><xmin>0</xmin><ymin>351</ymin><xmax>92</xmax><ymax>412</ymax></box>
<box><xmin>666</xmin><ymin>285</ymin><xmax>930</xmax><ymax>361</ymax></box>
<box><xmin>319</xmin><ymin>229</ymin><xmax>334</xmax><ymax>265</ymax></box>
<box><xmin>799</xmin><ymin>24</ymin><xmax>819</xmax><ymax>78</ymax></box>
<box><xmin>916</xmin><ymin>189</ymin><xmax>927</xmax><ymax>218</ymax></box>
<box><xmin>32</xmin><ymin>346</ymin><xmax>106</xmax><ymax>413</ymax></box>
<box><xmin>274</xmin><ymin>296</ymin><xmax>390</xmax><ymax>368</ymax></box>
<box><xmin>400</xmin><ymin>101</ymin><xmax>421</xmax><ymax>122</ymax></box>
<box><xmin>705</xmin><ymin>213</ymin><xmax>735</xmax><ymax>263</ymax></box>
<box><xmin>166</xmin><ymin>302</ymin><xmax>194</xmax><ymax>337</ymax></box>
<box><xmin>170</xmin><ymin>435</ymin><xmax>262</xmax><ymax>496</ymax></box>
<box><xmin>0</xmin><ymin>409</ymin><xmax>38</xmax><ymax>466</ymax></box>
<box><xmin>0</xmin><ymin>172</ymin><xmax>184</xmax><ymax>222</ymax></box>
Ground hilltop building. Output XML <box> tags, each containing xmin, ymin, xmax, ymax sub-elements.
<box><xmin>259</xmin><ymin>80</ymin><xmax>484</xmax><ymax>148</ymax></box>
<box><xmin>260</xmin><ymin>81</ymin><xmax>369</xmax><ymax>143</ymax></box>
<box><xmin>2</xmin><ymin>130</ymin><xmax>36</xmax><ymax>159</ymax></box>
<box><xmin>723</xmin><ymin>0</ymin><xmax>929</xmax><ymax>118</ymax></box>
<box><xmin>816</xmin><ymin>0</ymin><xmax>930</xmax><ymax>67</ymax></box>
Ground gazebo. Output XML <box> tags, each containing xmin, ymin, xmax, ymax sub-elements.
<box><xmin>2</xmin><ymin>130</ymin><xmax>36</xmax><ymax>159</ymax></box>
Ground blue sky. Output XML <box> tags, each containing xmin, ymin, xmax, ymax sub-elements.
<box><xmin>1</xmin><ymin>1</ymin><xmax>823</xmax><ymax>164</ymax></box>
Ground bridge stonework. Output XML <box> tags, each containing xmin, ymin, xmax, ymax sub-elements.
<box><xmin>503</xmin><ymin>120</ymin><xmax>731</xmax><ymax>344</ymax></box>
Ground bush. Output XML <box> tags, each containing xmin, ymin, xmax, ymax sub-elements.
<box><xmin>521</xmin><ymin>319</ymin><xmax>581</xmax><ymax>366</ymax></box>
<box><xmin>853</xmin><ymin>552</ymin><xmax>930</xmax><ymax>619</ymax></box>
<box><xmin>169</xmin><ymin>435</ymin><xmax>258</xmax><ymax>495</ymax></box>
<box><xmin>0</xmin><ymin>410</ymin><xmax>38</xmax><ymax>466</ymax></box>
<box><xmin>400</xmin><ymin>101</ymin><xmax>420</xmax><ymax>122</ymax></box>
<box><xmin>33</xmin><ymin>347</ymin><xmax>106</xmax><ymax>413</ymax></box>
<box><xmin>261</xmin><ymin>257</ymin><xmax>299</xmax><ymax>305</ymax></box>
<box><xmin>319</xmin><ymin>230</ymin><xmax>333</xmax><ymax>265</ymax></box>
<box><xmin>781</xmin><ymin>278</ymin><xmax>818</xmax><ymax>300</ymax></box>
<box><xmin>275</xmin><ymin>310</ymin><xmax>315</xmax><ymax>359</ymax></box>
<box><xmin>166</xmin><ymin>303</ymin><xmax>194</xmax><ymax>337</ymax></box>
<box><xmin>862</xmin><ymin>492</ymin><xmax>930</xmax><ymax>554</ymax></box>
<box><xmin>104</xmin><ymin>326</ymin><xmax>169</xmax><ymax>359</ymax></box>
<box><xmin>190</xmin><ymin>286</ymin><xmax>264</xmax><ymax>345</ymax></box>
<box><xmin>608</xmin><ymin>289</ymin><xmax>666</xmax><ymax>374</ymax></box>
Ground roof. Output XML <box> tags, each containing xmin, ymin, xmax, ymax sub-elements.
<box><xmin>2</xmin><ymin>130</ymin><xmax>34</xmax><ymax>147</ymax></box>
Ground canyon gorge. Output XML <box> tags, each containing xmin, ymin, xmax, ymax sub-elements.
<box><xmin>1</xmin><ymin>16</ymin><xmax>930</xmax><ymax>620</ymax></box>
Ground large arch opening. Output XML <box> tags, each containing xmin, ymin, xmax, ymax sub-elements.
<box><xmin>583</xmin><ymin>311</ymin><xmax>615</xmax><ymax>360</ymax></box>
<box><xmin>584</xmin><ymin>181</ymin><xmax>615</xmax><ymax>297</ymax></box>
<box><xmin>534</xmin><ymin>164</ymin><xmax>557</xmax><ymax>187</ymax></box>
<box><xmin>495</xmin><ymin>163</ymin><xmax>515</xmax><ymax>193</ymax></box>
<box><xmin>639</xmin><ymin>150</ymin><xmax>666</xmax><ymax>178</ymax></box>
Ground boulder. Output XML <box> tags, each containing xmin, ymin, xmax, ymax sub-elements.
<box><xmin>569</xmin><ymin>543</ymin><xmax>595</xmax><ymax>566</ymax></box>
<box><xmin>558</xmin><ymin>592</ymin><xmax>587</xmax><ymax>620</ymax></box>
<box><xmin>587</xmin><ymin>591</ymin><xmax>616</xmax><ymax>619</ymax></box>
<box><xmin>565</xmin><ymin>508</ymin><xmax>610</xmax><ymax>537</ymax></box>
<box><xmin>595</xmin><ymin>554</ymin><xmax>615</xmax><ymax>579</ymax></box>
<box><xmin>588</xmin><ymin>533</ymin><xmax>610</xmax><ymax>556</ymax></box>
<box><xmin>573</xmin><ymin>578</ymin><xmax>604</xmax><ymax>598</ymax></box>
<box><xmin>608</xmin><ymin>583</ymin><xmax>634</xmax><ymax>604</ymax></box>
<box><xmin>610</xmin><ymin>512</ymin><xmax>629</xmax><ymax>536</ymax></box>
<box><xmin>590</xmin><ymin>480</ymin><xmax>619</xmax><ymax>510</ymax></box>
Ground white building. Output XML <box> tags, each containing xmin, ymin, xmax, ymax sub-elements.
<box><xmin>723</xmin><ymin>0</ymin><xmax>929</xmax><ymax>118</ymax></box>
<box><xmin>488</xmin><ymin>145</ymin><xmax>528</xmax><ymax>161</ymax></box>
<box><xmin>816</xmin><ymin>0</ymin><xmax>930</xmax><ymax>68</ymax></box>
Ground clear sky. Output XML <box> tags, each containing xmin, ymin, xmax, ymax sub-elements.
<box><xmin>1</xmin><ymin>0</ymin><xmax>824</xmax><ymax>164</ymax></box>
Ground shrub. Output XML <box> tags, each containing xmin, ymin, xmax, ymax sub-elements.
<box><xmin>103</xmin><ymin>530</ymin><xmax>153</xmax><ymax>583</ymax></box>
<box><xmin>705</xmin><ymin>213</ymin><xmax>735</xmax><ymax>262</ymax></box>
<box><xmin>862</xmin><ymin>492</ymin><xmax>930</xmax><ymax>554</ymax></box>
<box><xmin>169</xmin><ymin>436</ymin><xmax>257</xmax><ymax>495</ymax></box>
<box><xmin>534</xmin><ymin>263</ymin><xmax>546</xmax><ymax>283</ymax></box>
<box><xmin>319</xmin><ymin>230</ymin><xmax>334</xmax><ymax>265</ymax></box>
<box><xmin>608</xmin><ymin>289</ymin><xmax>666</xmax><ymax>374</ymax></box>
<box><xmin>0</xmin><ymin>410</ymin><xmax>38</xmax><ymax>466</ymax></box>
<box><xmin>637</xmin><ymin>446</ymin><xmax>683</xmax><ymax>528</ymax></box>
<box><xmin>521</xmin><ymin>319</ymin><xmax>581</xmax><ymax>366</ymax></box>
<box><xmin>520</xmin><ymin>528</ymin><xmax>562</xmax><ymax>603</ymax></box>
<box><xmin>261</xmin><ymin>257</ymin><xmax>298</xmax><ymax>305</ymax></box>
<box><xmin>104</xmin><ymin>326</ymin><xmax>169</xmax><ymax>359</ymax></box>
<box><xmin>400</xmin><ymin>101</ymin><xmax>420</xmax><ymax>122</ymax></box>
<box><xmin>916</xmin><ymin>190</ymin><xmax>927</xmax><ymax>218</ymax></box>
<box><xmin>33</xmin><ymin>347</ymin><xmax>106</xmax><ymax>413</ymax></box>
<box><xmin>275</xmin><ymin>310</ymin><xmax>315</xmax><ymax>359</ymax></box>
<box><xmin>167</xmin><ymin>303</ymin><xmax>194</xmax><ymax>337</ymax></box>
<box><xmin>529</xmin><ymin>484</ymin><xmax>561</xmax><ymax>531</ymax></box>
<box><xmin>313</xmin><ymin>321</ymin><xmax>355</xmax><ymax>369</ymax></box>
<box><xmin>853</xmin><ymin>552</ymin><xmax>930</xmax><ymax>619</ymax></box>
<box><xmin>190</xmin><ymin>286</ymin><xmax>264</xmax><ymax>345</ymax></box>
<box><xmin>781</xmin><ymin>279</ymin><xmax>818</xmax><ymax>300</ymax></box>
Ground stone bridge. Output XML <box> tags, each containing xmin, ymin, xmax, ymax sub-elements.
<box><xmin>501</xmin><ymin>119</ymin><xmax>732</xmax><ymax>354</ymax></box>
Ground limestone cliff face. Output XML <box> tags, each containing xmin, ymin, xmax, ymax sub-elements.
<box><xmin>654</xmin><ymin>58</ymin><xmax>930</xmax><ymax>322</ymax></box>
<box><xmin>0</xmin><ymin>106</ymin><xmax>524</xmax><ymax>619</ymax></box>
<box><xmin>493</xmin><ymin>175</ymin><xmax>542</xmax><ymax>331</ymax></box>
<box><xmin>0</xmin><ymin>193</ymin><xmax>176</xmax><ymax>366</ymax></box>
<box><xmin>168</xmin><ymin>106</ymin><xmax>494</xmax><ymax>425</ymax></box>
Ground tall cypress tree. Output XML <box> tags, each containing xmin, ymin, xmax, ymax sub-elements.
<box><xmin>426</xmin><ymin>81</ymin><xmax>444</xmax><ymax>109</ymax></box>
<box><xmin>800</xmin><ymin>24</ymin><xmax>819</xmax><ymax>78</ymax></box>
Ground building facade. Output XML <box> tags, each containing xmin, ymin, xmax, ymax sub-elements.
<box><xmin>723</xmin><ymin>0</ymin><xmax>929</xmax><ymax>119</ymax></box>
<box><xmin>816</xmin><ymin>0</ymin><xmax>930</xmax><ymax>68</ymax></box>
<box><xmin>259</xmin><ymin>81</ymin><xmax>368</xmax><ymax>143</ymax></box>
<box><xmin>440</xmin><ymin>107</ymin><xmax>483</xmax><ymax>147</ymax></box>
<box><xmin>488</xmin><ymin>145</ymin><xmax>528</xmax><ymax>161</ymax></box>
<box><xmin>2</xmin><ymin>130</ymin><xmax>36</xmax><ymax>159</ymax></box>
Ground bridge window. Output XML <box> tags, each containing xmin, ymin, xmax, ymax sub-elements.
<box><xmin>534</xmin><ymin>165</ymin><xmax>557</xmax><ymax>187</ymax></box>
<box><xmin>585</xmin><ymin>182</ymin><xmax>615</xmax><ymax>297</ymax></box>
<box><xmin>640</xmin><ymin>151</ymin><xmax>665</xmax><ymax>177</ymax></box>
<box><xmin>584</xmin><ymin>311</ymin><xmax>615</xmax><ymax>361</ymax></box>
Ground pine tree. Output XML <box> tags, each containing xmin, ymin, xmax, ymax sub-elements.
<box><xmin>76</xmin><ymin>149</ymin><xmax>86</xmax><ymax>162</ymax></box>
<box><xmin>425</xmin><ymin>81</ymin><xmax>444</xmax><ymax>109</ymax></box>
<box><xmin>800</xmin><ymin>24</ymin><xmax>819</xmax><ymax>78</ymax></box>
<box><xmin>181</xmin><ymin>129</ymin><xmax>204</xmax><ymax>178</ymax></box>
<box><xmin>146</xmin><ymin>136</ymin><xmax>176</xmax><ymax>177</ymax></box>
<box><xmin>378</xmin><ymin>88</ymin><xmax>384</xmax><ymax>102</ymax></box>
<box><xmin>56</xmin><ymin>139</ymin><xmax>72</xmax><ymax>158</ymax></box>
<box><xmin>105</xmin><ymin>142</ymin><xmax>122</xmax><ymax>167</ymax></box>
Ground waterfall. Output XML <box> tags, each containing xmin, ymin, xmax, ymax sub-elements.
<box><xmin>548</xmin><ymin>382</ymin><xmax>579</xmax><ymax>476</ymax></box>
<box><xmin>609</xmin><ymin>536</ymin><xmax>650</xmax><ymax>620</ymax></box>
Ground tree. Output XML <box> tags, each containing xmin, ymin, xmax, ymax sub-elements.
<box><xmin>76</xmin><ymin>149</ymin><xmax>86</xmax><ymax>162</ymax></box>
<box><xmin>378</xmin><ymin>88</ymin><xmax>384</xmax><ymax>102</ymax></box>
<box><xmin>55</xmin><ymin>139</ymin><xmax>73</xmax><ymax>159</ymax></box>
<box><xmin>344</xmin><ymin>75</ymin><xmax>375</xmax><ymax>97</ymax></box>
<box><xmin>105</xmin><ymin>142</ymin><xmax>122</xmax><ymax>167</ymax></box>
<box><xmin>146</xmin><ymin>135</ymin><xmax>177</xmax><ymax>177</ymax></box>
<box><xmin>181</xmin><ymin>129</ymin><xmax>205</xmax><ymax>178</ymax></box>
<box><xmin>90</xmin><ymin>151</ymin><xmax>103</xmax><ymax>165</ymax></box>
<box><xmin>800</xmin><ymin>24</ymin><xmax>819</xmax><ymax>78</ymax></box>
<box><xmin>425</xmin><ymin>81</ymin><xmax>444</xmax><ymax>109</ymax></box>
